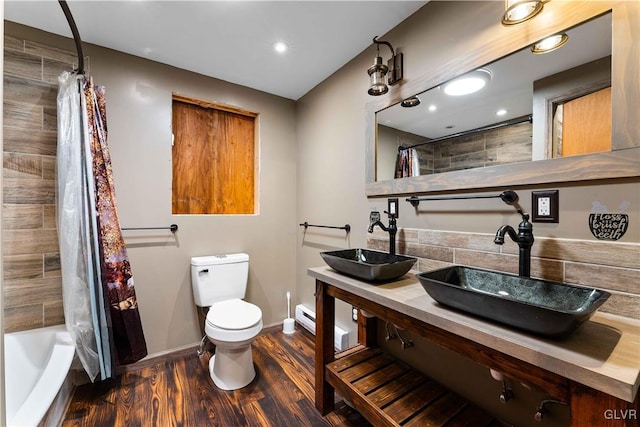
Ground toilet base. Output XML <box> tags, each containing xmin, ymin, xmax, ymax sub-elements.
<box><xmin>209</xmin><ymin>344</ymin><xmax>256</xmax><ymax>390</ymax></box>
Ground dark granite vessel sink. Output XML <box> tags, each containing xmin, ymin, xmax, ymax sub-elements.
<box><xmin>321</xmin><ymin>249</ymin><xmax>417</xmax><ymax>282</ymax></box>
<box><xmin>417</xmin><ymin>266</ymin><xmax>610</xmax><ymax>338</ymax></box>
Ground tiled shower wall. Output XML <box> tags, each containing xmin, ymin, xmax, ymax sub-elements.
<box><xmin>416</xmin><ymin>121</ymin><xmax>532</xmax><ymax>175</ymax></box>
<box><xmin>2</xmin><ymin>36</ymin><xmax>81</xmax><ymax>332</ymax></box>
<box><xmin>369</xmin><ymin>228</ymin><xmax>639</xmax><ymax>319</ymax></box>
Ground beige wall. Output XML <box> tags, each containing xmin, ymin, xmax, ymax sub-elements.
<box><xmin>3</xmin><ymin>22</ymin><xmax>298</xmax><ymax>356</ymax></box>
<box><xmin>296</xmin><ymin>1</ymin><xmax>638</xmax><ymax>425</ymax></box>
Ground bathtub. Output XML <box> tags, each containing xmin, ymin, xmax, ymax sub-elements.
<box><xmin>4</xmin><ymin>325</ymin><xmax>76</xmax><ymax>427</ymax></box>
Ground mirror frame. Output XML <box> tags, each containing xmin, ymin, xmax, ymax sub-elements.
<box><xmin>365</xmin><ymin>1</ymin><xmax>639</xmax><ymax>197</ymax></box>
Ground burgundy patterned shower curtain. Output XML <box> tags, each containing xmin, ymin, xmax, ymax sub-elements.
<box><xmin>84</xmin><ymin>78</ymin><xmax>148</xmax><ymax>367</ymax></box>
<box><xmin>57</xmin><ymin>72</ymin><xmax>146</xmax><ymax>381</ymax></box>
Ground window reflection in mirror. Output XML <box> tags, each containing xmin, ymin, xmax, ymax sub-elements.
<box><xmin>376</xmin><ymin>13</ymin><xmax>612</xmax><ymax>181</ymax></box>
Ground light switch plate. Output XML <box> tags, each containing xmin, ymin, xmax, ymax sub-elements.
<box><xmin>532</xmin><ymin>190</ymin><xmax>559</xmax><ymax>223</ymax></box>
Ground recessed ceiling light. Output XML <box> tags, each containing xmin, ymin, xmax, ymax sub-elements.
<box><xmin>496</xmin><ymin>109</ymin><xmax>508</xmax><ymax>116</ymax></box>
<box><xmin>273</xmin><ymin>41</ymin><xmax>288</xmax><ymax>54</ymax></box>
<box><xmin>401</xmin><ymin>96</ymin><xmax>421</xmax><ymax>108</ymax></box>
<box><xmin>428</xmin><ymin>104</ymin><xmax>437</xmax><ymax>112</ymax></box>
<box><xmin>502</xmin><ymin>0</ymin><xmax>544</xmax><ymax>25</ymax></box>
<box><xmin>531</xmin><ymin>33</ymin><xmax>569</xmax><ymax>54</ymax></box>
<box><xmin>443</xmin><ymin>69</ymin><xmax>492</xmax><ymax>96</ymax></box>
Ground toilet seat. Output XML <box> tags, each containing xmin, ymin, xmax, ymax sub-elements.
<box><xmin>206</xmin><ymin>299</ymin><xmax>262</xmax><ymax>330</ymax></box>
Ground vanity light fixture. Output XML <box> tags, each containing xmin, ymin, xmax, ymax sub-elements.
<box><xmin>367</xmin><ymin>36</ymin><xmax>403</xmax><ymax>96</ymax></box>
<box><xmin>531</xmin><ymin>33</ymin><xmax>568</xmax><ymax>54</ymax></box>
<box><xmin>401</xmin><ymin>96</ymin><xmax>420</xmax><ymax>108</ymax></box>
<box><xmin>502</xmin><ymin>0</ymin><xmax>545</xmax><ymax>25</ymax></box>
<box><xmin>443</xmin><ymin>69</ymin><xmax>492</xmax><ymax>96</ymax></box>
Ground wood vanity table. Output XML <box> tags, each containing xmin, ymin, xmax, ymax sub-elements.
<box><xmin>309</xmin><ymin>266</ymin><xmax>640</xmax><ymax>426</ymax></box>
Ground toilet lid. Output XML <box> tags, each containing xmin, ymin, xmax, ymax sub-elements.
<box><xmin>206</xmin><ymin>299</ymin><xmax>262</xmax><ymax>330</ymax></box>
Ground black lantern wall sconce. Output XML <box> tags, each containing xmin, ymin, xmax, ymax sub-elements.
<box><xmin>367</xmin><ymin>36</ymin><xmax>403</xmax><ymax>96</ymax></box>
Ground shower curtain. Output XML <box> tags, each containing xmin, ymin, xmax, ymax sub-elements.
<box><xmin>57</xmin><ymin>71</ymin><xmax>147</xmax><ymax>381</ymax></box>
<box><xmin>395</xmin><ymin>147</ymin><xmax>421</xmax><ymax>178</ymax></box>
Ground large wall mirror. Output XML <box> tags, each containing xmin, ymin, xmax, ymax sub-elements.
<box><xmin>365</xmin><ymin>1</ymin><xmax>639</xmax><ymax>197</ymax></box>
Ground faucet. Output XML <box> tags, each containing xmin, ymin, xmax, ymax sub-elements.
<box><xmin>494</xmin><ymin>211</ymin><xmax>534</xmax><ymax>277</ymax></box>
<box><xmin>368</xmin><ymin>209</ymin><xmax>398</xmax><ymax>256</ymax></box>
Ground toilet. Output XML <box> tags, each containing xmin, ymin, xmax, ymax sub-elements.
<box><xmin>191</xmin><ymin>253</ymin><xmax>263</xmax><ymax>390</ymax></box>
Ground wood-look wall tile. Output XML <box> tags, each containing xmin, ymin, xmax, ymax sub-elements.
<box><xmin>3</xmin><ymin>126</ymin><xmax>57</xmax><ymax>156</ymax></box>
<box><xmin>418</xmin><ymin>229</ymin><xmax>499</xmax><ymax>253</ymax></box>
<box><xmin>43</xmin><ymin>106</ymin><xmax>57</xmax><ymax>131</ymax></box>
<box><xmin>42</xmin><ymin>156</ymin><xmax>56</xmax><ymax>180</ymax></box>
<box><xmin>417</xmin><ymin>258</ymin><xmax>452</xmax><ymax>272</ymax></box>
<box><xmin>367</xmin><ymin>238</ymin><xmax>389</xmax><ymax>253</ymax></box>
<box><xmin>44</xmin><ymin>253</ymin><xmax>61</xmax><ymax>277</ymax></box>
<box><xmin>2</xmin><ymin>228</ymin><xmax>59</xmax><ymax>256</ymax></box>
<box><xmin>3</xmin><ymin>178</ymin><xmax>55</xmax><ymax>204</ymax></box>
<box><xmin>565</xmin><ymin>262</ymin><xmax>638</xmax><ymax>294</ymax></box>
<box><xmin>4</xmin><ymin>304</ymin><xmax>43</xmax><ymax>332</ymax></box>
<box><xmin>4</xmin><ymin>35</ymin><xmax>25</xmax><ymax>52</ymax></box>
<box><xmin>3</xmin><ymin>152</ymin><xmax>42</xmax><ymax>179</ymax></box>
<box><xmin>3</xmin><ymin>254</ymin><xmax>43</xmax><ymax>280</ymax></box>
<box><xmin>4</xmin><ymin>75</ymin><xmax>57</xmax><ymax>108</ymax></box>
<box><xmin>4</xmin><ymin>49</ymin><xmax>42</xmax><ymax>80</ymax></box>
<box><xmin>530</xmin><ymin>257</ymin><xmax>564</xmax><ymax>282</ymax></box>
<box><xmin>43</xmin><ymin>205</ymin><xmax>56</xmax><ymax>228</ymax></box>
<box><xmin>497</xmin><ymin>142</ymin><xmax>532</xmax><ymax>163</ymax></box>
<box><xmin>24</xmin><ymin>40</ymin><xmax>76</xmax><ymax>64</ymax></box>
<box><xmin>397</xmin><ymin>228</ymin><xmax>419</xmax><ymax>243</ymax></box>
<box><xmin>450</xmin><ymin>151</ymin><xmax>487</xmax><ymax>171</ymax></box>
<box><xmin>3</xmin><ymin>100</ymin><xmax>43</xmax><ymax>129</ymax></box>
<box><xmin>517</xmin><ymin>237</ymin><xmax>640</xmax><ymax>270</ymax></box>
<box><xmin>599</xmin><ymin>292</ymin><xmax>640</xmax><ymax>319</ymax></box>
<box><xmin>43</xmin><ymin>57</ymin><xmax>75</xmax><ymax>84</ymax></box>
<box><xmin>2</xmin><ymin>204</ymin><xmax>43</xmax><ymax>229</ymax></box>
<box><xmin>454</xmin><ymin>249</ymin><xmax>520</xmax><ymax>275</ymax></box>
<box><xmin>405</xmin><ymin>241</ymin><xmax>454</xmax><ymax>263</ymax></box>
<box><xmin>44</xmin><ymin>301</ymin><xmax>65</xmax><ymax>327</ymax></box>
<box><xmin>4</xmin><ymin>277</ymin><xmax>62</xmax><ymax>307</ymax></box>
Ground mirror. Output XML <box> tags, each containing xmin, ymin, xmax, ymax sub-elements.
<box><xmin>376</xmin><ymin>14</ymin><xmax>612</xmax><ymax>181</ymax></box>
<box><xmin>365</xmin><ymin>1</ymin><xmax>639</xmax><ymax>197</ymax></box>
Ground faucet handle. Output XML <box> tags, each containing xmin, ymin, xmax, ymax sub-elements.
<box><xmin>370</xmin><ymin>211</ymin><xmax>381</xmax><ymax>223</ymax></box>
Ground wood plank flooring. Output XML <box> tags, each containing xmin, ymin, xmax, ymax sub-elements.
<box><xmin>62</xmin><ymin>326</ymin><xmax>370</xmax><ymax>427</ymax></box>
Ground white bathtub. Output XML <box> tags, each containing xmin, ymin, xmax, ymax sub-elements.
<box><xmin>4</xmin><ymin>325</ymin><xmax>76</xmax><ymax>427</ymax></box>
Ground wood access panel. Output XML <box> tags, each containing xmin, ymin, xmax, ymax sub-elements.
<box><xmin>172</xmin><ymin>97</ymin><xmax>256</xmax><ymax>214</ymax></box>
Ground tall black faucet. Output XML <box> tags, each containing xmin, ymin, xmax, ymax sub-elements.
<box><xmin>494</xmin><ymin>211</ymin><xmax>534</xmax><ymax>277</ymax></box>
<box><xmin>368</xmin><ymin>205</ymin><xmax>398</xmax><ymax>256</ymax></box>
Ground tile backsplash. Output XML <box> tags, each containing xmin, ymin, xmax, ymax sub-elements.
<box><xmin>368</xmin><ymin>228</ymin><xmax>639</xmax><ymax>319</ymax></box>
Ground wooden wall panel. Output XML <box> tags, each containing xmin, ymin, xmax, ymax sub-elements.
<box><xmin>172</xmin><ymin>99</ymin><xmax>256</xmax><ymax>215</ymax></box>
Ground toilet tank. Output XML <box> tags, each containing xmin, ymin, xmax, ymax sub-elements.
<box><xmin>191</xmin><ymin>253</ymin><xmax>249</xmax><ymax>307</ymax></box>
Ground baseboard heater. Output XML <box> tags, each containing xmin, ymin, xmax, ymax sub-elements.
<box><xmin>295</xmin><ymin>304</ymin><xmax>349</xmax><ymax>351</ymax></box>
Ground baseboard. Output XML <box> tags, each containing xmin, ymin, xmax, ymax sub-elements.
<box><xmin>116</xmin><ymin>323</ymin><xmax>285</xmax><ymax>375</ymax></box>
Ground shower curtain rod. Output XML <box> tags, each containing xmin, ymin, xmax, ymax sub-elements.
<box><xmin>398</xmin><ymin>115</ymin><xmax>532</xmax><ymax>152</ymax></box>
<box><xmin>58</xmin><ymin>0</ymin><xmax>85</xmax><ymax>74</ymax></box>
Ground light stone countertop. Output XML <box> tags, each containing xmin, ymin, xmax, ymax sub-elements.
<box><xmin>308</xmin><ymin>266</ymin><xmax>640</xmax><ymax>403</ymax></box>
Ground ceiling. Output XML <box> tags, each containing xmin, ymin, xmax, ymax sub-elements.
<box><xmin>4</xmin><ymin>1</ymin><xmax>427</xmax><ymax>100</ymax></box>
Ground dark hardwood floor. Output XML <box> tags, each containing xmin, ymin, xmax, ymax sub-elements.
<box><xmin>62</xmin><ymin>326</ymin><xmax>370</xmax><ymax>427</ymax></box>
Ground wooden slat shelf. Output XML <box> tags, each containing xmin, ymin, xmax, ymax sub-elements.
<box><xmin>326</xmin><ymin>346</ymin><xmax>501</xmax><ymax>427</ymax></box>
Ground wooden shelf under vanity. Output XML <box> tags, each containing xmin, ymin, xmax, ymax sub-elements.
<box><xmin>327</xmin><ymin>345</ymin><xmax>500</xmax><ymax>427</ymax></box>
<box><xmin>310</xmin><ymin>266</ymin><xmax>640</xmax><ymax>427</ymax></box>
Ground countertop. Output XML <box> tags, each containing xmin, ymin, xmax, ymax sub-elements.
<box><xmin>309</xmin><ymin>266</ymin><xmax>640</xmax><ymax>403</ymax></box>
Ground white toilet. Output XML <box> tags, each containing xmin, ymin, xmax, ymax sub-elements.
<box><xmin>191</xmin><ymin>253</ymin><xmax>263</xmax><ymax>390</ymax></box>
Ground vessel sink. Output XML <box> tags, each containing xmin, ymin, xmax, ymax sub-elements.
<box><xmin>417</xmin><ymin>266</ymin><xmax>611</xmax><ymax>338</ymax></box>
<box><xmin>320</xmin><ymin>249</ymin><xmax>417</xmax><ymax>282</ymax></box>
